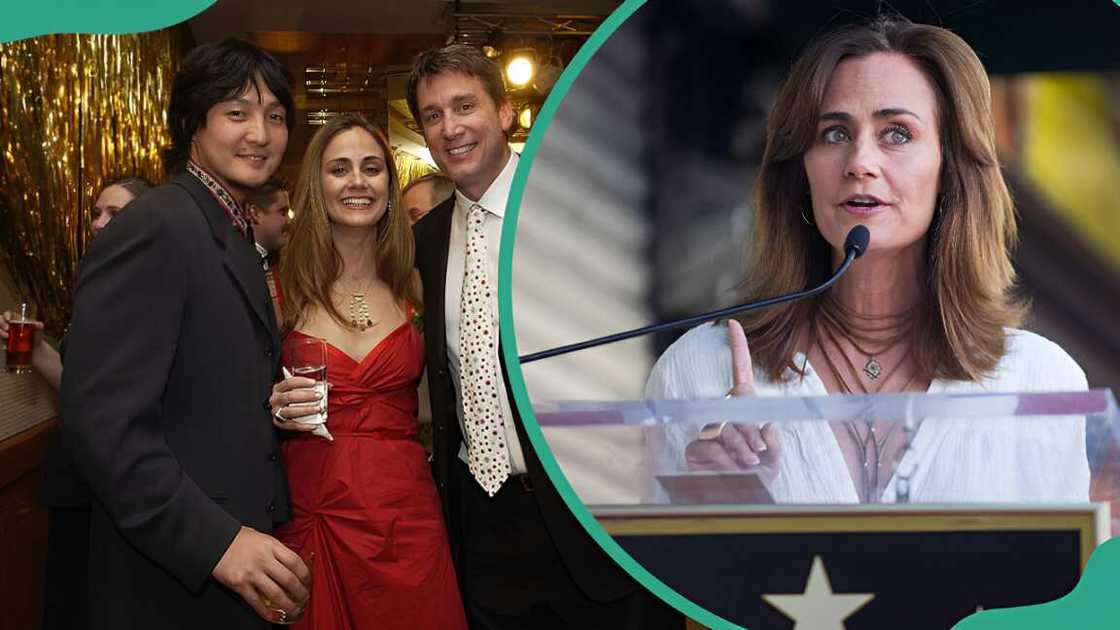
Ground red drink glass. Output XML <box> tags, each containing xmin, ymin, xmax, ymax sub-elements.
<box><xmin>6</xmin><ymin>303</ymin><xmax>33</xmax><ymax>374</ymax></box>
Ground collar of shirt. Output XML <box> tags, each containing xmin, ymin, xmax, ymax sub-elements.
<box><xmin>186</xmin><ymin>160</ymin><xmax>251</xmax><ymax>239</ymax></box>
<box><xmin>452</xmin><ymin>151</ymin><xmax>518</xmax><ymax>218</ymax></box>
<box><xmin>254</xmin><ymin>241</ymin><xmax>269</xmax><ymax>260</ymax></box>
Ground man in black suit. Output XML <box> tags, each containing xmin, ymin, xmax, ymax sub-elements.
<box><xmin>407</xmin><ymin>45</ymin><xmax>681</xmax><ymax>629</ymax></box>
<box><xmin>60</xmin><ymin>39</ymin><xmax>310</xmax><ymax>628</ymax></box>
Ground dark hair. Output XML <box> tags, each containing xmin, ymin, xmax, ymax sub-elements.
<box><xmin>741</xmin><ymin>15</ymin><xmax>1021</xmax><ymax>383</ymax></box>
<box><xmin>103</xmin><ymin>176</ymin><xmax>152</xmax><ymax>199</ymax></box>
<box><xmin>406</xmin><ymin>44</ymin><xmax>507</xmax><ymax>126</ymax></box>
<box><xmin>245</xmin><ymin>178</ymin><xmax>286</xmax><ymax>211</ymax></box>
<box><xmin>162</xmin><ymin>38</ymin><xmax>294</xmax><ymax>175</ymax></box>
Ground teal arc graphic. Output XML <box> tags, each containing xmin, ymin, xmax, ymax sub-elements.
<box><xmin>497</xmin><ymin>1</ymin><xmax>742</xmax><ymax>627</ymax></box>
<box><xmin>1</xmin><ymin>1</ymin><xmax>216</xmax><ymax>42</ymax></box>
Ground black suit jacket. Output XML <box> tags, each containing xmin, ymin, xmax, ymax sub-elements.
<box><xmin>60</xmin><ymin>172</ymin><xmax>288</xmax><ymax>629</ymax></box>
<box><xmin>413</xmin><ymin>196</ymin><xmax>634</xmax><ymax>603</ymax></box>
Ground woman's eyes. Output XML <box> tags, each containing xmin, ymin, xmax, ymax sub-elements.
<box><xmin>819</xmin><ymin>124</ymin><xmax>913</xmax><ymax>145</ymax></box>
<box><xmin>328</xmin><ymin>165</ymin><xmax>382</xmax><ymax>177</ymax></box>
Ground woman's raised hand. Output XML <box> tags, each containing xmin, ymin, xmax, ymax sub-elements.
<box><xmin>683</xmin><ymin>319</ymin><xmax>781</xmax><ymax>477</ymax></box>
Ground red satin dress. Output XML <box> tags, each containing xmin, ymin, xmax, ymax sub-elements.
<box><xmin>275</xmin><ymin>322</ymin><xmax>466</xmax><ymax>630</ymax></box>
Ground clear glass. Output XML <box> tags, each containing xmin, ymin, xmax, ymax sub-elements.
<box><xmin>6</xmin><ymin>302</ymin><xmax>33</xmax><ymax>374</ymax></box>
<box><xmin>282</xmin><ymin>336</ymin><xmax>330</xmax><ymax>440</ymax></box>
<box><xmin>534</xmin><ymin>390</ymin><xmax>1120</xmax><ymax>533</ymax></box>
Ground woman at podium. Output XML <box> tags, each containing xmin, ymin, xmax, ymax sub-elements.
<box><xmin>645</xmin><ymin>16</ymin><xmax>1089</xmax><ymax>504</ymax></box>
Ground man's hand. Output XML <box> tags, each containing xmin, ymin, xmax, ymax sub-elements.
<box><xmin>211</xmin><ymin>526</ymin><xmax>311</xmax><ymax>623</ymax></box>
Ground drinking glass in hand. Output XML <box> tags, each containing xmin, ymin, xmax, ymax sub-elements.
<box><xmin>282</xmin><ymin>336</ymin><xmax>329</xmax><ymax>427</ymax></box>
<box><xmin>6</xmin><ymin>303</ymin><xmax>34</xmax><ymax>374</ymax></box>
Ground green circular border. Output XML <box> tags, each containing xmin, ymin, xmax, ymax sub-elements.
<box><xmin>0</xmin><ymin>1</ymin><xmax>216</xmax><ymax>42</ymax></box>
<box><xmin>497</xmin><ymin>1</ymin><xmax>739</xmax><ymax>627</ymax></box>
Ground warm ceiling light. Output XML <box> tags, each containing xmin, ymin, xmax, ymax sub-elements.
<box><xmin>518</xmin><ymin>106</ymin><xmax>533</xmax><ymax>129</ymax></box>
<box><xmin>482</xmin><ymin>45</ymin><xmax>501</xmax><ymax>59</ymax></box>
<box><xmin>505</xmin><ymin>54</ymin><xmax>535</xmax><ymax>88</ymax></box>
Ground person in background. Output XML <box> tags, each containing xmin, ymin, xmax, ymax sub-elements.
<box><xmin>0</xmin><ymin>176</ymin><xmax>152</xmax><ymax>391</ymax></box>
<box><xmin>246</xmin><ymin>179</ymin><xmax>291</xmax><ymax>327</ymax></box>
<box><xmin>246</xmin><ymin>178</ymin><xmax>291</xmax><ymax>262</ymax></box>
<box><xmin>0</xmin><ymin>173</ymin><xmax>151</xmax><ymax>629</ymax></box>
<box><xmin>60</xmin><ymin>38</ymin><xmax>310</xmax><ymax>628</ymax></box>
<box><xmin>91</xmin><ymin>176</ymin><xmax>152</xmax><ymax>237</ymax></box>
<box><xmin>401</xmin><ymin>171</ymin><xmax>454</xmax><ymax>224</ymax></box>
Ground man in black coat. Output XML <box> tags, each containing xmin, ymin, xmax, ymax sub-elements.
<box><xmin>407</xmin><ymin>45</ymin><xmax>682</xmax><ymax>629</ymax></box>
<box><xmin>60</xmin><ymin>39</ymin><xmax>309</xmax><ymax>628</ymax></box>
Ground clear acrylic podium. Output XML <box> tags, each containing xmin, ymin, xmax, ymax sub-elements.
<box><xmin>533</xmin><ymin>390</ymin><xmax>1119</xmax><ymax>628</ymax></box>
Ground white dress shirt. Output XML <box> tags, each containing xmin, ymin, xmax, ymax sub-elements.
<box><xmin>445</xmin><ymin>152</ymin><xmax>527</xmax><ymax>475</ymax></box>
<box><xmin>646</xmin><ymin>323</ymin><xmax>1090</xmax><ymax>504</ymax></box>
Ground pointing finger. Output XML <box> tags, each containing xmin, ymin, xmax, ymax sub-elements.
<box><xmin>727</xmin><ymin>319</ymin><xmax>756</xmax><ymax>395</ymax></box>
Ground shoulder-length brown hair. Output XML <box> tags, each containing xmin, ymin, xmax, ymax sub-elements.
<box><xmin>280</xmin><ymin>113</ymin><xmax>418</xmax><ymax>335</ymax></box>
<box><xmin>741</xmin><ymin>16</ymin><xmax>1022</xmax><ymax>383</ymax></box>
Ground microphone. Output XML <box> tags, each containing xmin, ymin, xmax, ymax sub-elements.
<box><xmin>518</xmin><ymin>225</ymin><xmax>870</xmax><ymax>364</ymax></box>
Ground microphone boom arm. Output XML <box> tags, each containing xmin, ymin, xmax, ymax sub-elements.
<box><xmin>519</xmin><ymin>245</ymin><xmax>861</xmax><ymax>364</ymax></box>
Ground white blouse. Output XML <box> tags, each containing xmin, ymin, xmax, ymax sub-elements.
<box><xmin>645</xmin><ymin>322</ymin><xmax>1090</xmax><ymax>504</ymax></box>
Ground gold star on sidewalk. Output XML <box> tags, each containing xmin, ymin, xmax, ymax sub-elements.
<box><xmin>762</xmin><ymin>556</ymin><xmax>874</xmax><ymax>629</ymax></box>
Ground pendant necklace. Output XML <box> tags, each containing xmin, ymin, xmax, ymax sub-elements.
<box><xmin>815</xmin><ymin>317</ymin><xmax>918</xmax><ymax>503</ymax></box>
<box><xmin>335</xmin><ymin>276</ymin><xmax>377</xmax><ymax>332</ymax></box>
<box><xmin>818</xmin><ymin>296</ymin><xmax>915</xmax><ymax>381</ymax></box>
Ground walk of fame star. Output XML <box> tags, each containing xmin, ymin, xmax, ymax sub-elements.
<box><xmin>762</xmin><ymin>556</ymin><xmax>874</xmax><ymax>629</ymax></box>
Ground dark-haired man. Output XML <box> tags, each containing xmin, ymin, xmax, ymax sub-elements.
<box><xmin>408</xmin><ymin>44</ymin><xmax>682</xmax><ymax>629</ymax></box>
<box><xmin>60</xmin><ymin>38</ymin><xmax>309</xmax><ymax>628</ymax></box>
<box><xmin>246</xmin><ymin>178</ymin><xmax>290</xmax><ymax>260</ymax></box>
<box><xmin>246</xmin><ymin>179</ymin><xmax>290</xmax><ymax>327</ymax></box>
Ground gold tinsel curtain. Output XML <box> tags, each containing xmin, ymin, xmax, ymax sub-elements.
<box><xmin>0</xmin><ymin>32</ymin><xmax>177</xmax><ymax>337</ymax></box>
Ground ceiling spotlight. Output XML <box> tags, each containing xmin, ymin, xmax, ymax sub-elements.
<box><xmin>482</xmin><ymin>45</ymin><xmax>501</xmax><ymax>59</ymax></box>
<box><xmin>505</xmin><ymin>51</ymin><xmax>536</xmax><ymax>88</ymax></box>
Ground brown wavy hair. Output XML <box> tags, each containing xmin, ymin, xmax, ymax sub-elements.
<box><xmin>740</xmin><ymin>16</ymin><xmax>1023</xmax><ymax>383</ymax></box>
<box><xmin>279</xmin><ymin>113</ymin><xmax>417</xmax><ymax>335</ymax></box>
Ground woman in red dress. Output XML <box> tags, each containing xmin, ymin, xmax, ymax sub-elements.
<box><xmin>268</xmin><ymin>113</ymin><xmax>466</xmax><ymax>629</ymax></box>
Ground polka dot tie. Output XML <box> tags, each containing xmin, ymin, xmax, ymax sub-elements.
<box><xmin>460</xmin><ymin>203</ymin><xmax>510</xmax><ymax>496</ymax></box>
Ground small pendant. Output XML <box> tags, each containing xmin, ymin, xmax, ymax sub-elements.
<box><xmin>864</xmin><ymin>357</ymin><xmax>882</xmax><ymax>380</ymax></box>
<box><xmin>349</xmin><ymin>293</ymin><xmax>374</xmax><ymax>331</ymax></box>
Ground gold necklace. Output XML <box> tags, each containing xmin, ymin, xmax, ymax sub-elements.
<box><xmin>334</xmin><ymin>277</ymin><xmax>377</xmax><ymax>332</ymax></box>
